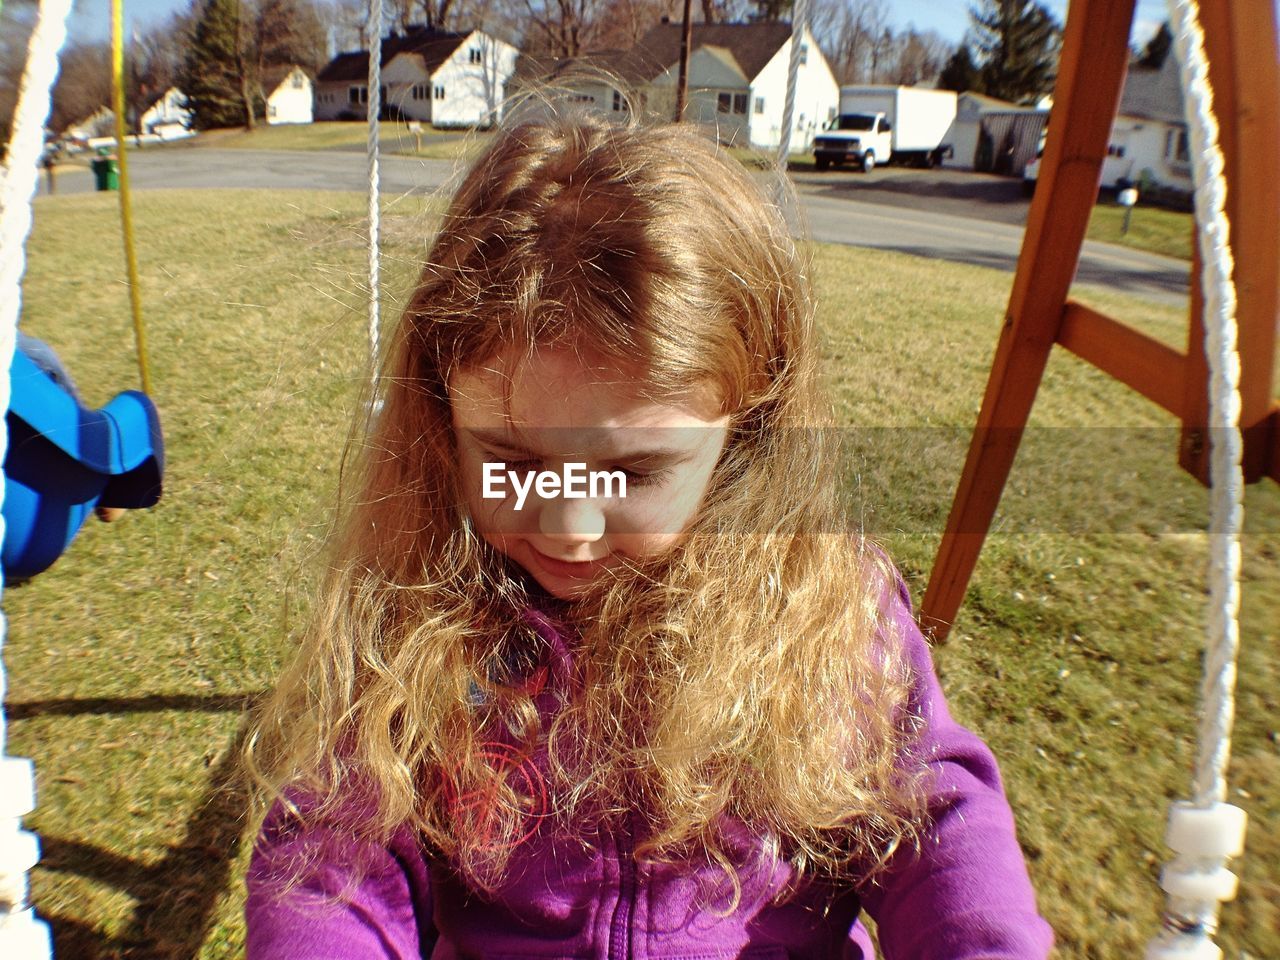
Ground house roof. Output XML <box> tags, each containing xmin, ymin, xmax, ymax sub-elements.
<box><xmin>317</xmin><ymin>28</ymin><xmax>473</xmax><ymax>83</ymax></box>
<box><xmin>624</xmin><ymin>21</ymin><xmax>793</xmax><ymax>84</ymax></box>
<box><xmin>1118</xmin><ymin>55</ymin><xmax>1185</xmax><ymax>125</ymax></box>
<box><xmin>512</xmin><ymin>20</ymin><xmax>793</xmax><ymax>91</ymax></box>
<box><xmin>262</xmin><ymin>64</ymin><xmax>309</xmax><ymax>93</ymax></box>
<box><xmin>959</xmin><ymin>91</ymin><xmax>1017</xmax><ymax>110</ymax></box>
<box><xmin>695</xmin><ymin>44</ymin><xmax>748</xmax><ymax>83</ymax></box>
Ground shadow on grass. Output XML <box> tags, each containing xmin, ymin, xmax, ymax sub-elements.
<box><xmin>8</xmin><ymin>691</ymin><xmax>267</xmax><ymax>720</ymax></box>
<box><xmin>32</xmin><ymin>696</ymin><xmax>263</xmax><ymax>959</ymax></box>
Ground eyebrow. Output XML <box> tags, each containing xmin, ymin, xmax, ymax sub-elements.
<box><xmin>467</xmin><ymin>428</ymin><xmax>693</xmax><ymax>464</ymax></box>
<box><xmin>469</xmin><ymin>428</ymin><xmax>537</xmax><ymax>455</ymax></box>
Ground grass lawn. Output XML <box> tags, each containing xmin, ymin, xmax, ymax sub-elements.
<box><xmin>1086</xmin><ymin>199</ymin><xmax>1194</xmax><ymax>261</ymax></box>
<box><xmin>8</xmin><ymin>189</ymin><xmax>1276</xmax><ymax>958</ymax></box>
<box><xmin>187</xmin><ymin>120</ymin><xmax>485</xmax><ymax>160</ymax></box>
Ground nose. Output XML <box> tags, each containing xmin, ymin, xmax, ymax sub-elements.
<box><xmin>537</xmin><ymin>494</ymin><xmax>606</xmax><ymax>546</ymax></box>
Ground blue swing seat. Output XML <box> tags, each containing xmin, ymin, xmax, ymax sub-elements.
<box><xmin>3</xmin><ymin>349</ymin><xmax>164</xmax><ymax>581</ymax></box>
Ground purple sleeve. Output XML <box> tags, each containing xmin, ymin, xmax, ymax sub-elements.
<box><xmin>857</xmin><ymin>572</ymin><xmax>1054</xmax><ymax>959</ymax></box>
<box><xmin>244</xmin><ymin>797</ymin><xmax>438</xmax><ymax>960</ymax></box>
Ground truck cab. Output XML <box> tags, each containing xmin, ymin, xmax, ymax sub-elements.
<box><xmin>813</xmin><ymin>112</ymin><xmax>892</xmax><ymax>172</ymax></box>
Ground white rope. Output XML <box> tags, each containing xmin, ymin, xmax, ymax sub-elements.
<box><xmin>365</xmin><ymin>0</ymin><xmax>383</xmax><ymax>374</ymax></box>
<box><xmin>1146</xmin><ymin>0</ymin><xmax>1247</xmax><ymax>955</ymax></box>
<box><xmin>0</xmin><ymin>0</ymin><xmax>72</xmax><ymax>952</ymax></box>
<box><xmin>774</xmin><ymin>0</ymin><xmax>809</xmax><ymax>173</ymax></box>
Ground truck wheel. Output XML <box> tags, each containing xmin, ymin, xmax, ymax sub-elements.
<box><xmin>815</xmin><ymin>157</ymin><xmax>829</xmax><ymax>171</ymax></box>
<box><xmin>862</xmin><ymin>152</ymin><xmax>876</xmax><ymax>173</ymax></box>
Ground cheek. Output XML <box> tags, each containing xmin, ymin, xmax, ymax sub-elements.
<box><xmin>464</xmin><ymin>482</ymin><xmax>537</xmax><ymax>539</ymax></box>
<box><xmin>607</xmin><ymin>530</ymin><xmax>684</xmax><ymax>559</ymax></box>
<box><xmin>607</xmin><ymin>463</ymin><xmax>721</xmax><ymax>541</ymax></box>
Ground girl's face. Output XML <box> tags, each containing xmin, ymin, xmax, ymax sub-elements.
<box><xmin>450</xmin><ymin>346</ymin><xmax>730</xmax><ymax>600</ymax></box>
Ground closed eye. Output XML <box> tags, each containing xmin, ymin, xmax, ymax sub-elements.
<box><xmin>619</xmin><ymin>467</ymin><xmax>671</xmax><ymax>487</ymax></box>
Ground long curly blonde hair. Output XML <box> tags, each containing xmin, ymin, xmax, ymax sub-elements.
<box><xmin>244</xmin><ymin>109</ymin><xmax>929</xmax><ymax>908</ymax></box>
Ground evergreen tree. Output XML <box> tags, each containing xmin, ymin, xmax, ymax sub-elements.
<box><xmin>970</xmin><ymin>0</ymin><xmax>1061</xmax><ymax>103</ymax></box>
<box><xmin>181</xmin><ymin>0</ymin><xmax>255</xmax><ymax>129</ymax></box>
<box><xmin>1138</xmin><ymin>21</ymin><xmax>1173</xmax><ymax>68</ymax></box>
<box><xmin>937</xmin><ymin>43</ymin><xmax>979</xmax><ymax>92</ymax></box>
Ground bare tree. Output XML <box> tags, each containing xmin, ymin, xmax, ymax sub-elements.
<box><xmin>884</xmin><ymin>27</ymin><xmax>952</xmax><ymax>86</ymax></box>
<box><xmin>318</xmin><ymin>0</ymin><xmax>368</xmax><ymax>53</ymax></box>
<box><xmin>520</xmin><ymin>0</ymin><xmax>604</xmax><ymax>58</ymax></box>
<box><xmin>698</xmin><ymin>0</ymin><xmax>749</xmax><ymax>22</ymax></box>
<box><xmin>1</xmin><ymin>3</ymin><xmax>38</xmax><ymax>149</ymax></box>
<box><xmin>593</xmin><ymin>0</ymin><xmax>679</xmax><ymax>50</ymax></box>
<box><xmin>50</xmin><ymin>42</ymin><xmax>115</xmax><ymax>134</ymax></box>
<box><xmin>812</xmin><ymin>0</ymin><xmax>892</xmax><ymax>85</ymax></box>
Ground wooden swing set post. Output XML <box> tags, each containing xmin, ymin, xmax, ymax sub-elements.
<box><xmin>1177</xmin><ymin>0</ymin><xmax>1280</xmax><ymax>486</ymax></box>
<box><xmin>919</xmin><ymin>0</ymin><xmax>1280</xmax><ymax>642</ymax></box>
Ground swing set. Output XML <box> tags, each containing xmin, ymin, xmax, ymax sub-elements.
<box><xmin>0</xmin><ymin>0</ymin><xmax>1272</xmax><ymax>955</ymax></box>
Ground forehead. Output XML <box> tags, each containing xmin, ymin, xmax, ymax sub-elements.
<box><xmin>448</xmin><ymin>345</ymin><xmax>723</xmax><ymax>431</ymax></box>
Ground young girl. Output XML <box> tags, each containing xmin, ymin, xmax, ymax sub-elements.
<box><xmin>243</xmin><ymin>111</ymin><xmax>1054</xmax><ymax>959</ymax></box>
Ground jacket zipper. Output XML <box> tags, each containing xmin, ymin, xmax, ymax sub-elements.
<box><xmin>607</xmin><ymin>812</ymin><xmax>637</xmax><ymax>960</ymax></box>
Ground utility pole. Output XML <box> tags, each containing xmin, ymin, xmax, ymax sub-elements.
<box><xmin>675</xmin><ymin>0</ymin><xmax>693</xmax><ymax>121</ymax></box>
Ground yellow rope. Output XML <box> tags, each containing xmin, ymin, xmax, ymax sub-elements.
<box><xmin>110</xmin><ymin>0</ymin><xmax>152</xmax><ymax>395</ymax></box>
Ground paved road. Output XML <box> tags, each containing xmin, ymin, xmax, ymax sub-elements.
<box><xmin>47</xmin><ymin>148</ymin><xmax>1188</xmax><ymax>306</ymax></box>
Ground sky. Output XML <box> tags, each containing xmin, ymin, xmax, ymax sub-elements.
<box><xmin>64</xmin><ymin>0</ymin><xmax>1173</xmax><ymax>49</ymax></box>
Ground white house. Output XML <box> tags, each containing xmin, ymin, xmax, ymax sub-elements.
<box><xmin>315</xmin><ymin>26</ymin><xmax>517</xmax><ymax>127</ymax></box>
<box><xmin>263</xmin><ymin>66</ymin><xmax>313</xmax><ymax>125</ymax></box>
<box><xmin>511</xmin><ymin>21</ymin><xmax>838</xmax><ymax>152</ymax></box>
<box><xmin>1107</xmin><ymin>54</ymin><xmax>1192</xmax><ymax>198</ymax></box>
<box><xmin>139</xmin><ymin>87</ymin><xmax>193</xmax><ymax>139</ymax></box>
<box><xmin>64</xmin><ymin>106</ymin><xmax>115</xmax><ymax>144</ymax></box>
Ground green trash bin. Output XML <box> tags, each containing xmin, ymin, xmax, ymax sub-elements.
<box><xmin>91</xmin><ymin>148</ymin><xmax>119</xmax><ymax>191</ymax></box>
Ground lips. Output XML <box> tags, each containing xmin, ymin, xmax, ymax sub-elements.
<box><xmin>528</xmin><ymin>547</ymin><xmax>611</xmax><ymax>580</ymax></box>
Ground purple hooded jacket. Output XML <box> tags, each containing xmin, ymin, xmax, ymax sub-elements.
<box><xmin>244</xmin><ymin>571</ymin><xmax>1054</xmax><ymax>959</ymax></box>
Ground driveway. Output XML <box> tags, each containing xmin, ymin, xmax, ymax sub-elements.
<box><xmin>43</xmin><ymin>149</ymin><xmax>1187</xmax><ymax>306</ymax></box>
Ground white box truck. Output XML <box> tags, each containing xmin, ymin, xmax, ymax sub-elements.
<box><xmin>813</xmin><ymin>86</ymin><xmax>958</xmax><ymax>172</ymax></box>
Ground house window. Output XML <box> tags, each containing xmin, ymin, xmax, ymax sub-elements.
<box><xmin>1107</xmin><ymin>143</ymin><xmax>1126</xmax><ymax>158</ymax></box>
<box><xmin>733</xmin><ymin>93</ymin><xmax>747</xmax><ymax>114</ymax></box>
<box><xmin>612</xmin><ymin>89</ymin><xmax>626</xmax><ymax>112</ymax></box>
<box><xmin>291</xmin><ymin>72</ymin><xmax>304</xmax><ymax>89</ymax></box>
<box><xmin>718</xmin><ymin>92</ymin><xmax>731</xmax><ymax>113</ymax></box>
<box><xmin>469</xmin><ymin>48</ymin><xmax>482</xmax><ymax>64</ymax></box>
<box><xmin>268</xmin><ymin>105</ymin><xmax>278</xmax><ymax>117</ymax></box>
<box><xmin>799</xmin><ymin>43</ymin><xmax>808</xmax><ymax>65</ymax></box>
<box><xmin>349</xmin><ymin>86</ymin><xmax>365</xmax><ymax>104</ymax></box>
<box><xmin>1166</xmin><ymin>128</ymin><xmax>1189</xmax><ymax>164</ymax></box>
<box><xmin>434</xmin><ymin>84</ymin><xmax>446</xmax><ymax>100</ymax></box>
<box><xmin>412</xmin><ymin>84</ymin><xmax>428</xmax><ymax>100</ymax></box>
<box><xmin>570</xmin><ymin>93</ymin><xmax>594</xmax><ymax>103</ymax></box>
<box><xmin>755</xmin><ymin>96</ymin><xmax>765</xmax><ymax>115</ymax></box>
